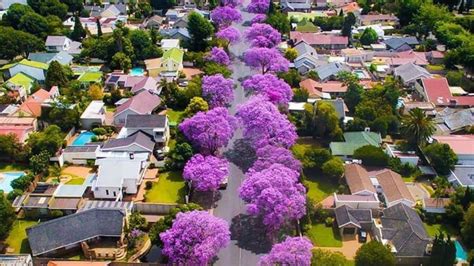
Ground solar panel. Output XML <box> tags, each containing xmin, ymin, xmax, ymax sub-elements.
<box><xmin>108</xmin><ymin>75</ymin><xmax>120</xmax><ymax>83</ymax></box>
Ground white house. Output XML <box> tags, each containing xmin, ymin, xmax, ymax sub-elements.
<box><xmin>113</xmin><ymin>91</ymin><xmax>161</xmax><ymax>125</ymax></box>
<box><xmin>80</xmin><ymin>100</ymin><xmax>106</xmax><ymax>129</ymax></box>
<box><xmin>92</xmin><ymin>153</ymin><xmax>148</xmax><ymax>200</ymax></box>
<box><xmin>61</xmin><ymin>145</ymin><xmax>100</xmax><ymax>166</ymax></box>
<box><xmin>118</xmin><ymin>114</ymin><xmax>170</xmax><ymax>152</ymax></box>
<box><xmin>160</xmin><ymin>39</ymin><xmax>180</xmax><ymax>51</ymax></box>
<box><xmin>385</xmin><ymin>144</ymin><xmax>419</xmax><ymax>166</ymax></box>
<box><xmin>45</xmin><ymin>36</ymin><xmax>82</xmax><ymax>55</ymax></box>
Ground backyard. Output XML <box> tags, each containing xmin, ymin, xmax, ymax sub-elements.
<box><xmin>166</xmin><ymin>109</ymin><xmax>184</xmax><ymax>126</ymax></box>
<box><xmin>5</xmin><ymin>220</ymin><xmax>39</xmax><ymax>253</ymax></box>
<box><xmin>423</xmin><ymin>222</ymin><xmax>458</xmax><ymax>237</ymax></box>
<box><xmin>305</xmin><ymin>223</ymin><xmax>343</xmax><ymax>247</ymax></box>
<box><xmin>303</xmin><ymin>170</ymin><xmax>340</xmax><ymax>203</ymax></box>
<box><xmin>144</xmin><ymin>171</ymin><xmax>186</xmax><ymax>203</ymax></box>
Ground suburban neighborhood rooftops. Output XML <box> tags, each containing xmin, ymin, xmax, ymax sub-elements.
<box><xmin>28</xmin><ymin>51</ymin><xmax>73</xmax><ymax>65</ymax></box>
<box><xmin>45</xmin><ymin>36</ymin><xmax>70</xmax><ymax>46</ymax></box>
<box><xmin>125</xmin><ymin>114</ymin><xmax>167</xmax><ymax>128</ymax></box>
<box><xmin>422</xmin><ymin>78</ymin><xmax>474</xmax><ymax>107</ymax></box>
<box><xmin>376</xmin><ymin>169</ymin><xmax>415</xmax><ymax>205</ymax></box>
<box><xmin>0</xmin><ymin>59</ymin><xmax>49</xmax><ymax>71</ymax></box>
<box><xmin>162</xmin><ymin>47</ymin><xmax>184</xmax><ymax>63</ymax></box>
<box><xmin>48</xmin><ymin>197</ymin><xmax>81</xmax><ymax>210</ymax></box>
<box><xmin>384</xmin><ymin>37</ymin><xmax>419</xmax><ymax>50</ymax></box>
<box><xmin>432</xmin><ymin>135</ymin><xmax>474</xmax><ymax>156</ymax></box>
<box><xmin>315</xmin><ymin>63</ymin><xmax>350</xmax><ymax>81</ymax></box>
<box><xmin>393</xmin><ymin>62</ymin><xmax>431</xmax><ymax>83</ymax></box>
<box><xmin>23</xmin><ymin>195</ymin><xmax>52</xmax><ymax>208</ymax></box>
<box><xmin>27</xmin><ymin>208</ymin><xmax>126</xmax><ymax>256</ymax></box>
<box><xmin>94</xmin><ymin>156</ymin><xmax>147</xmax><ymax>187</ymax></box>
<box><xmin>335</xmin><ymin>193</ymin><xmax>378</xmax><ymax>202</ymax></box>
<box><xmin>290</xmin><ymin>32</ymin><xmax>348</xmax><ymax>46</ymax></box>
<box><xmin>422</xmin><ymin>198</ymin><xmax>450</xmax><ymax>209</ymax></box>
<box><xmin>63</xmin><ymin>145</ymin><xmax>100</xmax><ymax>153</ymax></box>
<box><xmin>335</xmin><ymin>205</ymin><xmax>372</xmax><ymax>228</ymax></box>
<box><xmin>344</xmin><ymin>164</ymin><xmax>376</xmax><ymax>195</ymax></box>
<box><xmin>78</xmin><ymin>200</ymin><xmax>134</xmax><ymax>212</ymax></box>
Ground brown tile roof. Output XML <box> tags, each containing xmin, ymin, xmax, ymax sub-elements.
<box><xmin>376</xmin><ymin>169</ymin><xmax>414</xmax><ymax>204</ymax></box>
<box><xmin>344</xmin><ymin>164</ymin><xmax>376</xmax><ymax>195</ymax></box>
<box><xmin>299</xmin><ymin>78</ymin><xmax>323</xmax><ymax>98</ymax></box>
<box><xmin>423</xmin><ymin>198</ymin><xmax>450</xmax><ymax>209</ymax></box>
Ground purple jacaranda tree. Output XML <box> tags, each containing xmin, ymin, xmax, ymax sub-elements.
<box><xmin>211</xmin><ymin>6</ymin><xmax>242</xmax><ymax>27</ymax></box>
<box><xmin>207</xmin><ymin>47</ymin><xmax>230</xmax><ymax>65</ymax></box>
<box><xmin>239</xmin><ymin>163</ymin><xmax>306</xmax><ymax>232</ymax></box>
<box><xmin>259</xmin><ymin>236</ymin><xmax>313</xmax><ymax>266</ymax></box>
<box><xmin>236</xmin><ymin>95</ymin><xmax>297</xmax><ymax>149</ymax></box>
<box><xmin>245</xmin><ymin>23</ymin><xmax>281</xmax><ymax>48</ymax></box>
<box><xmin>160</xmin><ymin>210</ymin><xmax>230</xmax><ymax>265</ymax></box>
<box><xmin>251</xmin><ymin>145</ymin><xmax>301</xmax><ymax>173</ymax></box>
<box><xmin>242</xmin><ymin>74</ymin><xmax>293</xmax><ymax>104</ymax></box>
<box><xmin>202</xmin><ymin>74</ymin><xmax>234</xmax><ymax>108</ymax></box>
<box><xmin>247</xmin><ymin>0</ymin><xmax>270</xmax><ymax>13</ymax></box>
<box><xmin>250</xmin><ymin>14</ymin><xmax>267</xmax><ymax>24</ymax></box>
<box><xmin>216</xmin><ymin>26</ymin><xmax>241</xmax><ymax>44</ymax></box>
<box><xmin>179</xmin><ymin>107</ymin><xmax>237</xmax><ymax>154</ymax></box>
<box><xmin>183</xmin><ymin>154</ymin><xmax>229</xmax><ymax>191</ymax></box>
<box><xmin>244</xmin><ymin>48</ymin><xmax>289</xmax><ymax>74</ymax></box>
<box><xmin>221</xmin><ymin>0</ymin><xmax>242</xmax><ymax>7</ymax></box>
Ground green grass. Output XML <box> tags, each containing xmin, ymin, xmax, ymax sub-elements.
<box><xmin>303</xmin><ymin>169</ymin><xmax>340</xmax><ymax>203</ymax></box>
<box><xmin>305</xmin><ymin>223</ymin><xmax>343</xmax><ymax>247</ymax></box>
<box><xmin>427</xmin><ymin>64</ymin><xmax>445</xmax><ymax>71</ymax></box>
<box><xmin>166</xmin><ymin>109</ymin><xmax>184</xmax><ymax>125</ymax></box>
<box><xmin>0</xmin><ymin>162</ymin><xmax>28</xmax><ymax>172</ymax></box>
<box><xmin>168</xmin><ymin>138</ymin><xmax>177</xmax><ymax>151</ymax></box>
<box><xmin>66</xmin><ymin>178</ymin><xmax>85</xmax><ymax>185</ymax></box>
<box><xmin>144</xmin><ymin>171</ymin><xmax>186</xmax><ymax>203</ymax></box>
<box><xmin>5</xmin><ymin>220</ymin><xmax>39</xmax><ymax>253</ymax></box>
<box><xmin>423</xmin><ymin>222</ymin><xmax>458</xmax><ymax>237</ymax></box>
<box><xmin>105</xmin><ymin>105</ymin><xmax>117</xmax><ymax>112</ymax></box>
<box><xmin>292</xmin><ymin>138</ymin><xmax>322</xmax><ymax>160</ymax></box>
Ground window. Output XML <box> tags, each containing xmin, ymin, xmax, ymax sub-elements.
<box><xmin>113</xmin><ymin>191</ymin><xmax>116</xmax><ymax>197</ymax></box>
<box><xmin>106</xmin><ymin>189</ymin><xmax>109</xmax><ymax>195</ymax></box>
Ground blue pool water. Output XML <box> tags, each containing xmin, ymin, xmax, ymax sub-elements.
<box><xmin>0</xmin><ymin>172</ymin><xmax>26</xmax><ymax>193</ymax></box>
<box><xmin>130</xmin><ymin>67</ymin><xmax>145</xmax><ymax>76</ymax></box>
<box><xmin>72</xmin><ymin>132</ymin><xmax>96</xmax><ymax>146</ymax></box>
<box><xmin>353</xmin><ymin>70</ymin><xmax>367</xmax><ymax>79</ymax></box>
<box><xmin>455</xmin><ymin>240</ymin><xmax>468</xmax><ymax>261</ymax></box>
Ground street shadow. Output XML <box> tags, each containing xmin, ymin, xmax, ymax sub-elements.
<box><xmin>191</xmin><ymin>190</ymin><xmax>222</xmax><ymax>210</ymax></box>
<box><xmin>230</xmin><ymin>214</ymin><xmax>272</xmax><ymax>254</ymax></box>
<box><xmin>224</xmin><ymin>138</ymin><xmax>256</xmax><ymax>172</ymax></box>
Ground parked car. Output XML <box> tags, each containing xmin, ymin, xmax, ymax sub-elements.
<box><xmin>359</xmin><ymin>230</ymin><xmax>367</xmax><ymax>243</ymax></box>
<box><xmin>219</xmin><ymin>176</ymin><xmax>228</xmax><ymax>189</ymax></box>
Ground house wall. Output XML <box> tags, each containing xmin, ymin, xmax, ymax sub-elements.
<box><xmin>93</xmin><ymin>186</ymin><xmax>122</xmax><ymax>199</ymax></box>
<box><xmin>114</xmin><ymin>109</ymin><xmax>139</xmax><ymax>125</ymax></box>
<box><xmin>10</xmin><ymin>65</ymin><xmax>45</xmax><ymax>81</ymax></box>
<box><xmin>386</xmin><ymin>198</ymin><xmax>414</xmax><ymax>208</ymax></box>
<box><xmin>424</xmin><ymin>207</ymin><xmax>446</xmax><ymax>214</ymax></box>
<box><xmin>123</xmin><ymin>178</ymin><xmax>139</xmax><ymax>194</ymax></box>
<box><xmin>81</xmin><ymin>117</ymin><xmax>105</xmax><ymax>130</ymax></box>
<box><xmin>63</xmin><ymin>151</ymin><xmax>97</xmax><ymax>165</ymax></box>
<box><xmin>161</xmin><ymin>59</ymin><xmax>182</xmax><ymax>73</ymax></box>
<box><xmin>147</xmin><ymin>67</ymin><xmax>161</xmax><ymax>78</ymax></box>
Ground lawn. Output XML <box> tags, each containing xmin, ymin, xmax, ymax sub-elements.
<box><xmin>305</xmin><ymin>223</ymin><xmax>343</xmax><ymax>247</ymax></box>
<box><xmin>427</xmin><ymin>64</ymin><xmax>445</xmax><ymax>71</ymax></box>
<box><xmin>166</xmin><ymin>109</ymin><xmax>184</xmax><ymax>126</ymax></box>
<box><xmin>5</xmin><ymin>220</ymin><xmax>39</xmax><ymax>253</ymax></box>
<box><xmin>66</xmin><ymin>178</ymin><xmax>85</xmax><ymax>185</ymax></box>
<box><xmin>144</xmin><ymin>171</ymin><xmax>186</xmax><ymax>203</ymax></box>
<box><xmin>0</xmin><ymin>162</ymin><xmax>28</xmax><ymax>172</ymax></box>
<box><xmin>423</xmin><ymin>222</ymin><xmax>458</xmax><ymax>237</ymax></box>
<box><xmin>303</xmin><ymin>169</ymin><xmax>340</xmax><ymax>203</ymax></box>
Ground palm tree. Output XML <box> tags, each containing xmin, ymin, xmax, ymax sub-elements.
<box><xmin>401</xmin><ymin>108</ymin><xmax>435</xmax><ymax>148</ymax></box>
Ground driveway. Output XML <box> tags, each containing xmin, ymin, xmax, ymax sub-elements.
<box><xmin>318</xmin><ymin>234</ymin><xmax>372</xmax><ymax>259</ymax></box>
<box><xmin>406</xmin><ymin>182</ymin><xmax>430</xmax><ymax>201</ymax></box>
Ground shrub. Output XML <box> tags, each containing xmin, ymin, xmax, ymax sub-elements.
<box><xmin>50</xmin><ymin>210</ymin><xmax>64</xmax><ymax>218</ymax></box>
<box><xmin>353</xmin><ymin>145</ymin><xmax>389</xmax><ymax>167</ymax></box>
<box><xmin>325</xmin><ymin>217</ymin><xmax>334</xmax><ymax>227</ymax></box>
<box><xmin>145</xmin><ymin>181</ymin><xmax>153</xmax><ymax>190</ymax></box>
<box><xmin>424</xmin><ymin>143</ymin><xmax>458</xmax><ymax>175</ymax></box>
<box><xmin>322</xmin><ymin>157</ymin><xmax>344</xmax><ymax>179</ymax></box>
<box><xmin>7</xmin><ymin>189</ymin><xmax>23</xmax><ymax>201</ymax></box>
<box><xmin>92</xmin><ymin>127</ymin><xmax>107</xmax><ymax>135</ymax></box>
<box><xmin>10</xmin><ymin>173</ymin><xmax>34</xmax><ymax>191</ymax></box>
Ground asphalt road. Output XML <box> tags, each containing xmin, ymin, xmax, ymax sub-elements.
<box><xmin>213</xmin><ymin>4</ymin><xmax>272</xmax><ymax>266</ymax></box>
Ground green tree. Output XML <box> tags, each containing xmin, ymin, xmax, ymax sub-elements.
<box><xmin>461</xmin><ymin>204</ymin><xmax>474</xmax><ymax>248</ymax></box>
<box><xmin>292</xmin><ymin>87</ymin><xmax>309</xmax><ymax>102</ymax></box>
<box><xmin>150</xmin><ymin>0</ymin><xmax>176</xmax><ymax>10</ymax></box>
<box><xmin>413</xmin><ymin>3</ymin><xmax>452</xmax><ymax>38</ymax></box>
<box><xmin>38</xmin><ymin>0</ymin><xmax>68</xmax><ymax>20</ymax></box>
<box><xmin>424</xmin><ymin>143</ymin><xmax>458</xmax><ymax>175</ymax></box>
<box><xmin>305</xmin><ymin>102</ymin><xmax>343</xmax><ymax>140</ymax></box>
<box><xmin>96</xmin><ymin>17</ymin><xmax>102</xmax><ymax>37</ymax></box>
<box><xmin>434</xmin><ymin>22</ymin><xmax>470</xmax><ymax>49</ymax></box>
<box><xmin>187</xmin><ymin>11</ymin><xmax>214</xmax><ymax>51</ymax></box>
<box><xmin>278</xmin><ymin>69</ymin><xmax>301</xmax><ymax>87</ymax></box>
<box><xmin>0</xmin><ymin>134</ymin><xmax>27</xmax><ymax>162</ymax></box>
<box><xmin>0</xmin><ymin>193</ymin><xmax>15</xmax><ymax>239</ymax></box>
<box><xmin>284</xmin><ymin>47</ymin><xmax>298</xmax><ymax>61</ymax></box>
<box><xmin>27</xmin><ymin>125</ymin><xmax>64</xmax><ymax>156</ymax></box>
<box><xmin>301</xmin><ymin>148</ymin><xmax>331</xmax><ymax>169</ymax></box>
<box><xmin>355</xmin><ymin>241</ymin><xmax>395</xmax><ymax>266</ymax></box>
<box><xmin>311</xmin><ymin>249</ymin><xmax>349</xmax><ymax>266</ymax></box>
<box><xmin>10</xmin><ymin>173</ymin><xmax>34</xmax><ymax>191</ymax></box>
<box><xmin>61</xmin><ymin>0</ymin><xmax>84</xmax><ymax>13</ymax></box>
<box><xmin>344</xmin><ymin>83</ymin><xmax>364</xmax><ymax>113</ymax></box>
<box><xmin>45</xmin><ymin>61</ymin><xmax>70</xmax><ymax>89</ymax></box>
<box><xmin>322</xmin><ymin>157</ymin><xmax>344</xmax><ymax>179</ymax></box>
<box><xmin>88</xmin><ymin>84</ymin><xmax>104</xmax><ymax>100</ymax></box>
<box><xmin>401</xmin><ymin>108</ymin><xmax>435</xmax><ymax>147</ymax></box>
<box><xmin>341</xmin><ymin>12</ymin><xmax>356</xmax><ymax>37</ymax></box>
<box><xmin>353</xmin><ymin>145</ymin><xmax>389</xmax><ymax>167</ymax></box>
<box><xmin>110</xmin><ymin>52</ymin><xmax>132</xmax><ymax>72</ymax></box>
<box><xmin>430</xmin><ymin>232</ymin><xmax>456</xmax><ymax>266</ymax></box>
<box><xmin>183</xmin><ymin>97</ymin><xmax>209</xmax><ymax>118</ymax></box>
<box><xmin>138</xmin><ymin>2</ymin><xmax>152</xmax><ymax>17</ymax></box>
<box><xmin>203</xmin><ymin>62</ymin><xmax>232</xmax><ymax>78</ymax></box>
<box><xmin>265</xmin><ymin>11</ymin><xmax>290</xmax><ymax>34</ymax></box>
<box><xmin>19</xmin><ymin>12</ymin><xmax>49</xmax><ymax>38</ymax></box>
<box><xmin>392</xmin><ymin>0</ymin><xmax>424</xmax><ymax>26</ymax></box>
<box><xmin>127</xmin><ymin>211</ymin><xmax>148</xmax><ymax>232</ymax></box>
<box><xmin>30</xmin><ymin>150</ymin><xmax>51</xmax><ymax>175</ymax></box>
<box><xmin>1</xmin><ymin>3</ymin><xmax>34</xmax><ymax>28</ymax></box>
<box><xmin>165</xmin><ymin>142</ymin><xmax>194</xmax><ymax>170</ymax></box>
<box><xmin>70</xmin><ymin>15</ymin><xmax>86</xmax><ymax>41</ymax></box>
<box><xmin>360</xmin><ymin>28</ymin><xmax>378</xmax><ymax>45</ymax></box>
<box><xmin>41</xmin><ymin>103</ymin><xmax>80</xmax><ymax>131</ymax></box>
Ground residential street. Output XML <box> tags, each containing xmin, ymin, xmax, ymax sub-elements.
<box><xmin>213</xmin><ymin>4</ymin><xmax>271</xmax><ymax>266</ymax></box>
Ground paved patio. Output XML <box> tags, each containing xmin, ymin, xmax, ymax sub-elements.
<box><xmin>406</xmin><ymin>182</ymin><xmax>430</xmax><ymax>201</ymax></box>
<box><xmin>318</xmin><ymin>234</ymin><xmax>372</xmax><ymax>259</ymax></box>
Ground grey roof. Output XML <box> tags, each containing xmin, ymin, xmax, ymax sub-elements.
<box><xmin>27</xmin><ymin>208</ymin><xmax>125</xmax><ymax>256</ymax></box>
<box><xmin>393</xmin><ymin>62</ymin><xmax>430</xmax><ymax>83</ymax></box>
<box><xmin>64</xmin><ymin>145</ymin><xmax>100</xmax><ymax>153</ymax></box>
<box><xmin>45</xmin><ymin>36</ymin><xmax>69</xmax><ymax>46</ymax></box>
<box><xmin>381</xmin><ymin>203</ymin><xmax>431</xmax><ymax>257</ymax></box>
<box><xmin>125</xmin><ymin>114</ymin><xmax>167</xmax><ymax>128</ymax></box>
<box><xmin>159</xmin><ymin>28</ymin><xmax>191</xmax><ymax>40</ymax></box>
<box><xmin>335</xmin><ymin>205</ymin><xmax>372</xmax><ymax>228</ymax></box>
<box><xmin>436</xmin><ymin>108</ymin><xmax>474</xmax><ymax>133</ymax></box>
<box><xmin>315</xmin><ymin>62</ymin><xmax>350</xmax><ymax>81</ymax></box>
<box><xmin>281</xmin><ymin>0</ymin><xmax>312</xmax><ymax>10</ymax></box>
<box><xmin>448</xmin><ymin>165</ymin><xmax>474</xmax><ymax>187</ymax></box>
<box><xmin>294</xmin><ymin>41</ymin><xmax>317</xmax><ymax>57</ymax></box>
<box><xmin>101</xmin><ymin>131</ymin><xmax>155</xmax><ymax>152</ymax></box>
<box><xmin>384</xmin><ymin>37</ymin><xmax>419</xmax><ymax>50</ymax></box>
<box><xmin>28</xmin><ymin>51</ymin><xmax>73</xmax><ymax>65</ymax></box>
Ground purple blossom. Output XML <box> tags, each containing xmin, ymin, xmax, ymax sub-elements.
<box><xmin>236</xmin><ymin>95</ymin><xmax>297</xmax><ymax>149</ymax></box>
<box><xmin>179</xmin><ymin>107</ymin><xmax>237</xmax><ymax>154</ymax></box>
<box><xmin>130</xmin><ymin>229</ymin><xmax>143</xmax><ymax>238</ymax></box>
<box><xmin>250</xmin><ymin>14</ymin><xmax>267</xmax><ymax>24</ymax></box>
<box><xmin>183</xmin><ymin>154</ymin><xmax>229</xmax><ymax>191</ymax></box>
<box><xmin>251</xmin><ymin>145</ymin><xmax>301</xmax><ymax>173</ymax></box>
<box><xmin>244</xmin><ymin>47</ymin><xmax>289</xmax><ymax>74</ymax></box>
<box><xmin>211</xmin><ymin>6</ymin><xmax>242</xmax><ymax>27</ymax></box>
<box><xmin>202</xmin><ymin>74</ymin><xmax>234</xmax><ymax>108</ymax></box>
<box><xmin>242</xmin><ymin>74</ymin><xmax>293</xmax><ymax>104</ymax></box>
<box><xmin>221</xmin><ymin>0</ymin><xmax>242</xmax><ymax>7</ymax></box>
<box><xmin>247</xmin><ymin>0</ymin><xmax>270</xmax><ymax>13</ymax></box>
<box><xmin>160</xmin><ymin>211</ymin><xmax>230</xmax><ymax>265</ymax></box>
<box><xmin>216</xmin><ymin>26</ymin><xmax>241</xmax><ymax>44</ymax></box>
<box><xmin>239</xmin><ymin>163</ymin><xmax>306</xmax><ymax>232</ymax></box>
<box><xmin>207</xmin><ymin>47</ymin><xmax>231</xmax><ymax>65</ymax></box>
<box><xmin>259</xmin><ymin>237</ymin><xmax>313</xmax><ymax>266</ymax></box>
<box><xmin>245</xmin><ymin>23</ymin><xmax>281</xmax><ymax>48</ymax></box>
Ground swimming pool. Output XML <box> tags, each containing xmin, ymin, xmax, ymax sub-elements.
<box><xmin>353</xmin><ymin>69</ymin><xmax>369</xmax><ymax>79</ymax></box>
<box><xmin>455</xmin><ymin>240</ymin><xmax>468</xmax><ymax>261</ymax></box>
<box><xmin>72</xmin><ymin>132</ymin><xmax>96</xmax><ymax>146</ymax></box>
<box><xmin>130</xmin><ymin>67</ymin><xmax>145</xmax><ymax>76</ymax></box>
<box><xmin>0</xmin><ymin>172</ymin><xmax>26</xmax><ymax>193</ymax></box>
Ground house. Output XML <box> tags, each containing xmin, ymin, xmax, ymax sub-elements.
<box><xmin>160</xmin><ymin>39</ymin><xmax>180</xmax><ymax>51</ymax></box>
<box><xmin>280</xmin><ymin>0</ymin><xmax>312</xmax><ymax>12</ymax></box>
<box><xmin>393</xmin><ymin>63</ymin><xmax>431</xmax><ymax>87</ymax></box>
<box><xmin>100</xmin><ymin>3</ymin><xmax>127</xmax><ymax>17</ymax></box>
<box><xmin>61</xmin><ymin>145</ymin><xmax>100</xmax><ymax>166</ymax></box>
<box><xmin>334</xmin><ymin>193</ymin><xmax>379</xmax><ymax>209</ymax></box>
<box><xmin>448</xmin><ymin>165</ymin><xmax>474</xmax><ymax>188</ymax></box>
<box><xmin>118</xmin><ymin>114</ymin><xmax>170</xmax><ymax>151</ymax></box>
<box><xmin>299</xmin><ymin>78</ymin><xmax>331</xmax><ymax>99</ymax></box>
<box><xmin>92</xmin><ymin>153</ymin><xmax>148</xmax><ymax>199</ymax></box>
<box><xmin>105</xmin><ymin>74</ymin><xmax>159</xmax><ymax>94</ymax></box>
<box><xmin>0</xmin><ymin>104</ymin><xmax>18</xmax><ymax>116</ymax></box>
<box><xmin>385</xmin><ymin>144</ymin><xmax>419</xmax><ymax>166</ymax></box>
<box><xmin>316</xmin><ymin>0</ymin><xmax>351</xmax><ymax>8</ymax></box>
<box><xmin>374</xmin><ymin>203</ymin><xmax>431</xmax><ymax>265</ymax></box>
<box><xmin>375</xmin><ymin>169</ymin><xmax>415</xmax><ymax>207</ymax></box>
<box><xmin>27</xmin><ymin>209</ymin><xmax>127</xmax><ymax>257</ymax></box>
<box><xmin>0</xmin><ymin>0</ymin><xmax>27</xmax><ymax>9</ymax></box>
<box><xmin>315</xmin><ymin>98</ymin><xmax>347</xmax><ymax>119</ymax></box>
<box><xmin>165</xmin><ymin>9</ymin><xmax>180</xmax><ymax>21</ymax></box>
<box><xmin>334</xmin><ymin>205</ymin><xmax>373</xmax><ymax>237</ymax></box>
<box><xmin>142</xmin><ymin>15</ymin><xmax>164</xmax><ymax>30</ymax></box>
<box><xmin>402</xmin><ymin>101</ymin><xmax>435</xmax><ymax>116</ymax></box>
<box><xmin>432</xmin><ymin>135</ymin><xmax>474</xmax><ymax>163</ymax></box>
<box><xmin>434</xmin><ymin>108</ymin><xmax>474</xmax><ymax>134</ymax></box>
<box><xmin>383</xmin><ymin>37</ymin><xmax>419</xmax><ymax>52</ymax></box>
<box><xmin>330</xmin><ymin>131</ymin><xmax>382</xmax><ymax>159</ymax></box>
<box><xmin>45</xmin><ymin>36</ymin><xmax>81</xmax><ymax>55</ymax></box>
<box><xmin>290</xmin><ymin>32</ymin><xmax>348</xmax><ymax>50</ymax></box>
<box><xmin>293</xmin><ymin>41</ymin><xmax>328</xmax><ymax>74</ymax></box>
<box><xmin>113</xmin><ymin>91</ymin><xmax>161</xmax><ymax>125</ymax></box>
<box><xmin>300</xmin><ymin>79</ymin><xmax>346</xmax><ymax>97</ymax></box>
<box><xmin>426</xmin><ymin>51</ymin><xmax>444</xmax><ymax>65</ymax></box>
<box><xmin>101</xmin><ymin>131</ymin><xmax>155</xmax><ymax>154</ymax></box>
<box><xmin>81</xmin><ymin>100</ymin><xmax>106</xmax><ymax>129</ymax></box>
<box><xmin>28</xmin><ymin>51</ymin><xmax>73</xmax><ymax>65</ymax></box>
<box><xmin>344</xmin><ymin>164</ymin><xmax>377</xmax><ymax>196</ymax></box>
<box><xmin>0</xmin><ymin>255</ymin><xmax>33</xmax><ymax>266</ymax></box>
<box><xmin>422</xmin><ymin>198</ymin><xmax>450</xmax><ymax>214</ymax></box>
<box><xmin>17</xmin><ymin>87</ymin><xmax>59</xmax><ymax>117</ymax></box>
<box><xmin>417</xmin><ymin>78</ymin><xmax>474</xmax><ymax>108</ymax></box>
<box><xmin>315</xmin><ymin>62</ymin><xmax>350</xmax><ymax>82</ymax></box>
<box><xmin>0</xmin><ymin>116</ymin><xmax>37</xmax><ymax>143</ymax></box>
<box><xmin>341</xmin><ymin>48</ymin><xmax>374</xmax><ymax>63</ymax></box>
<box><xmin>5</xmin><ymin>72</ymin><xmax>35</xmax><ymax>99</ymax></box>
<box><xmin>173</xmin><ymin>14</ymin><xmax>189</xmax><ymax>29</ymax></box>
<box><xmin>159</xmin><ymin>28</ymin><xmax>191</xmax><ymax>42</ymax></box>
<box><xmin>145</xmin><ymin>48</ymin><xmax>184</xmax><ymax>78</ymax></box>
<box><xmin>390</xmin><ymin>50</ymin><xmax>428</xmax><ymax>67</ymax></box>
<box><xmin>0</xmin><ymin>59</ymin><xmax>48</xmax><ymax>81</ymax></box>
<box><xmin>359</xmin><ymin>14</ymin><xmax>399</xmax><ymax>26</ymax></box>
<box><xmin>21</xmin><ymin>183</ymin><xmax>58</xmax><ymax>217</ymax></box>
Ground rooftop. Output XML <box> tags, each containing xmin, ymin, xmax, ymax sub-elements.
<box><xmin>376</xmin><ymin>169</ymin><xmax>414</xmax><ymax>204</ymax></box>
<box><xmin>344</xmin><ymin>164</ymin><xmax>376</xmax><ymax>195</ymax></box>
<box><xmin>80</xmin><ymin>100</ymin><xmax>105</xmax><ymax>119</ymax></box>
<box><xmin>335</xmin><ymin>205</ymin><xmax>372</xmax><ymax>228</ymax></box>
<box><xmin>422</xmin><ymin>78</ymin><xmax>474</xmax><ymax>107</ymax></box>
<box><xmin>432</xmin><ymin>135</ymin><xmax>474</xmax><ymax>156</ymax></box>
<box><xmin>125</xmin><ymin>114</ymin><xmax>167</xmax><ymax>128</ymax></box>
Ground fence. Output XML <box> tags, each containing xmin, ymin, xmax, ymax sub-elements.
<box><xmin>134</xmin><ymin>202</ymin><xmax>179</xmax><ymax>215</ymax></box>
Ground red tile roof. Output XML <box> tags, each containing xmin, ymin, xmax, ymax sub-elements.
<box><xmin>299</xmin><ymin>79</ymin><xmax>323</xmax><ymax>98</ymax></box>
<box><xmin>290</xmin><ymin>32</ymin><xmax>348</xmax><ymax>46</ymax></box>
<box><xmin>422</xmin><ymin>78</ymin><xmax>474</xmax><ymax>107</ymax></box>
<box><xmin>432</xmin><ymin>135</ymin><xmax>474</xmax><ymax>155</ymax></box>
<box><xmin>115</xmin><ymin>90</ymin><xmax>161</xmax><ymax>117</ymax></box>
<box><xmin>0</xmin><ymin>125</ymin><xmax>34</xmax><ymax>143</ymax></box>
